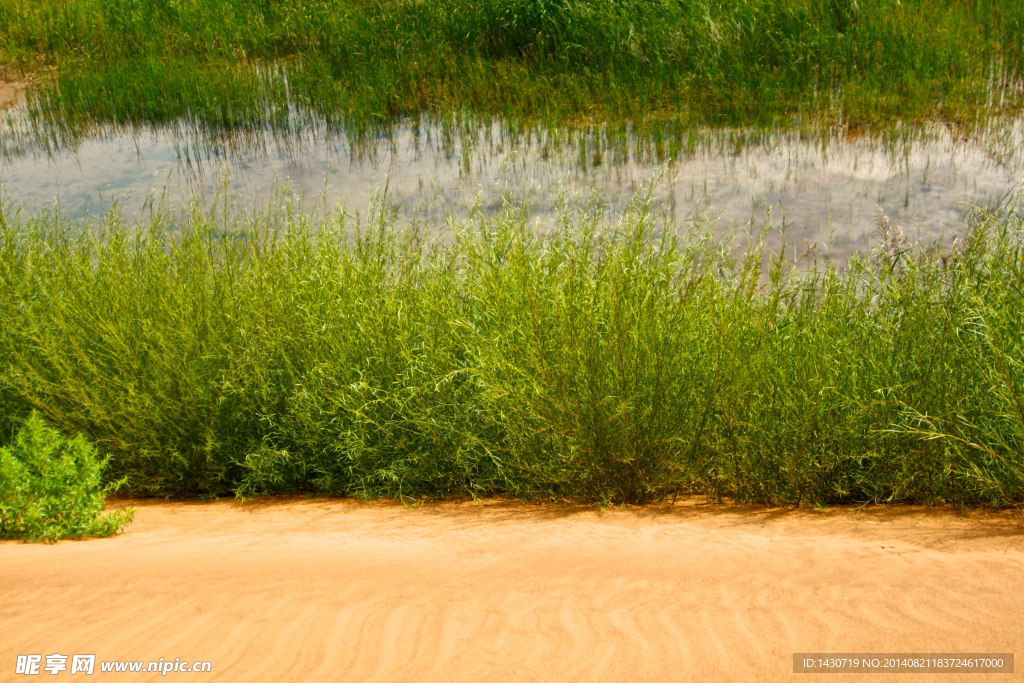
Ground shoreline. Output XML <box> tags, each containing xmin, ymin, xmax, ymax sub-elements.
<box><xmin>0</xmin><ymin>80</ymin><xmax>24</xmax><ymax>108</ymax></box>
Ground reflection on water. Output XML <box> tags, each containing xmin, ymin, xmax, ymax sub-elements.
<box><xmin>2</xmin><ymin>110</ymin><xmax>1023</xmax><ymax>263</ymax></box>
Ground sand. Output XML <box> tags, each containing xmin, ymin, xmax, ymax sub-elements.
<box><xmin>2</xmin><ymin>498</ymin><xmax>1022</xmax><ymax>682</ymax></box>
<box><xmin>0</xmin><ymin>81</ymin><xmax>25</xmax><ymax>109</ymax></box>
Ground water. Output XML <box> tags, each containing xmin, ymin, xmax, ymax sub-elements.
<box><xmin>3</xmin><ymin>111</ymin><xmax>1023</xmax><ymax>263</ymax></box>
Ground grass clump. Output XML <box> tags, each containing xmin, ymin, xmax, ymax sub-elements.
<box><xmin>0</xmin><ymin>411</ymin><xmax>133</xmax><ymax>542</ymax></box>
<box><xmin>1</xmin><ymin>0</ymin><xmax>1022</xmax><ymax>135</ymax></box>
<box><xmin>1</xmin><ymin>190</ymin><xmax>1023</xmax><ymax>506</ymax></box>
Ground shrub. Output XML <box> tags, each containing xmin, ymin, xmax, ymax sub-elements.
<box><xmin>0</xmin><ymin>411</ymin><xmax>134</xmax><ymax>542</ymax></box>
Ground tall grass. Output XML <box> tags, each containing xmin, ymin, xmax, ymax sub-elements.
<box><xmin>1</xmin><ymin>0</ymin><xmax>1022</xmax><ymax>133</ymax></box>
<box><xmin>1</xmin><ymin>188</ymin><xmax>1023</xmax><ymax>505</ymax></box>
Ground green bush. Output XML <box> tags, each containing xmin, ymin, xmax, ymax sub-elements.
<box><xmin>0</xmin><ymin>411</ymin><xmax>133</xmax><ymax>542</ymax></box>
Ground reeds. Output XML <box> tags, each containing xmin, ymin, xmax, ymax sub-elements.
<box><xmin>1</xmin><ymin>0</ymin><xmax>1022</xmax><ymax>135</ymax></box>
<box><xmin>1</xmin><ymin>188</ymin><xmax>1023</xmax><ymax>506</ymax></box>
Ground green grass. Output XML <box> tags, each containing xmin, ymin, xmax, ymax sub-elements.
<box><xmin>1</xmin><ymin>188</ymin><xmax>1023</xmax><ymax>506</ymax></box>
<box><xmin>1</xmin><ymin>0</ymin><xmax>1023</xmax><ymax>135</ymax></box>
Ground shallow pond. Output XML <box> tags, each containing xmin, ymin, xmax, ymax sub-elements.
<box><xmin>2</xmin><ymin>112</ymin><xmax>1023</xmax><ymax>263</ymax></box>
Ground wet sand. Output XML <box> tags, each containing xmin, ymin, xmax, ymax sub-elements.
<box><xmin>2</xmin><ymin>498</ymin><xmax>1022</xmax><ymax>682</ymax></box>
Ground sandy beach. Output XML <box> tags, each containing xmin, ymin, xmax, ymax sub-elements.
<box><xmin>2</xmin><ymin>498</ymin><xmax>1022</xmax><ymax>682</ymax></box>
